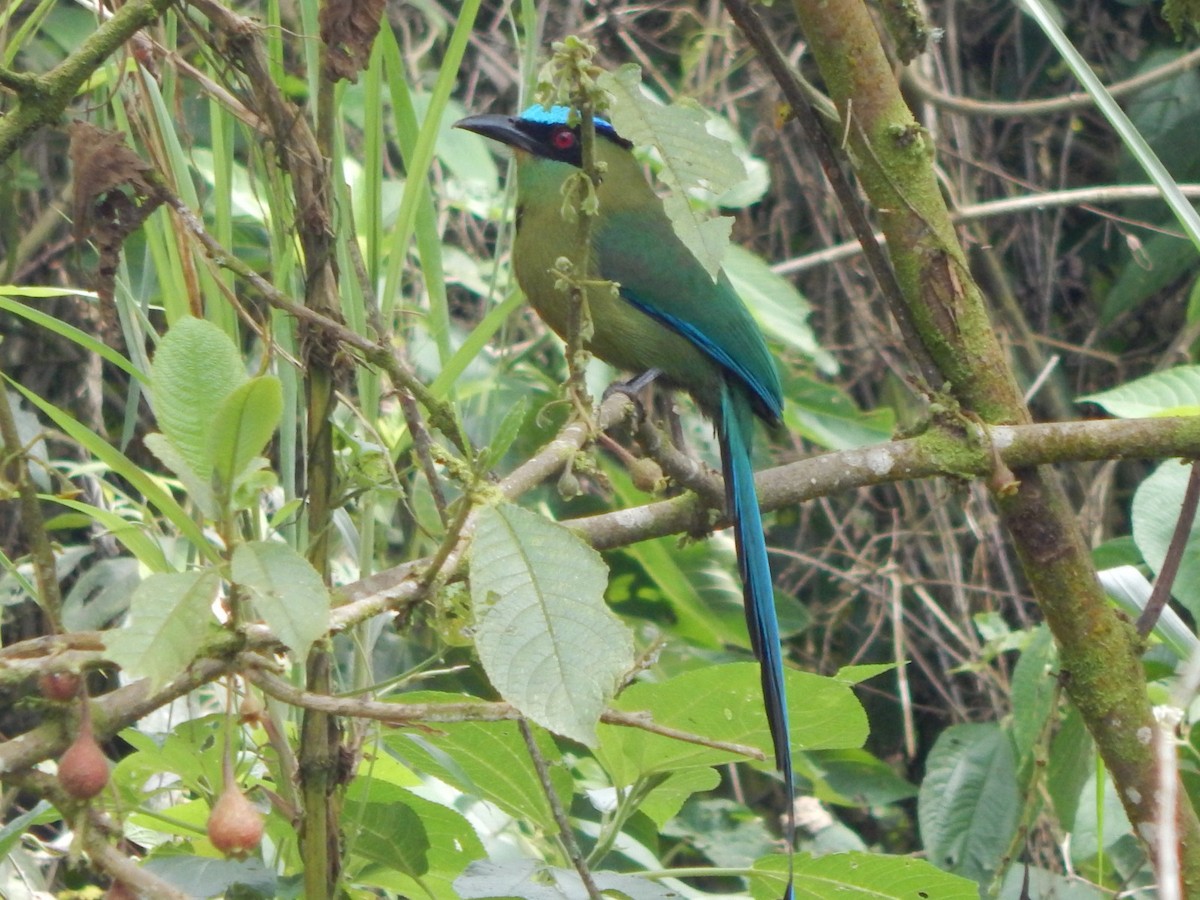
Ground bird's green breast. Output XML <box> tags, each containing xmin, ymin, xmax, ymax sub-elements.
<box><xmin>511</xmin><ymin>140</ymin><xmax>779</xmax><ymax>420</ymax></box>
<box><xmin>511</xmin><ymin>150</ymin><xmax>718</xmax><ymax>398</ymax></box>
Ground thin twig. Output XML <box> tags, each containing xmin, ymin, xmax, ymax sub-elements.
<box><xmin>519</xmin><ymin>719</ymin><xmax>603</xmax><ymax>900</ymax></box>
<box><xmin>1138</xmin><ymin>461</ymin><xmax>1200</xmax><ymax>636</ymax></box>
<box><xmin>721</xmin><ymin>0</ymin><xmax>942</xmax><ymax>389</ymax></box>
<box><xmin>774</xmin><ymin>185</ymin><xmax>1200</xmax><ymax>276</ymax></box>
<box><xmin>248</xmin><ymin>662</ymin><xmax>766</xmax><ymax>758</ymax></box>
<box><xmin>904</xmin><ymin>46</ymin><xmax>1200</xmax><ymax>119</ymax></box>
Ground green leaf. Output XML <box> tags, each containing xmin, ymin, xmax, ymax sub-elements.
<box><xmin>1131</xmin><ymin>459</ymin><xmax>1200</xmax><ymax>619</ymax></box>
<box><xmin>1102</xmin><ymin>231</ymin><xmax>1200</xmax><ymax>325</ymax></box>
<box><xmin>469</xmin><ymin>503</ymin><xmax>635</xmax><ymax>746</ymax></box>
<box><xmin>751</xmin><ymin>851</ymin><xmax>980</xmax><ymax>900</ymax></box>
<box><xmin>105</xmin><ymin>570</ymin><xmax>221</xmax><ymax>690</ymax></box>
<box><xmin>723</xmin><ymin>245</ymin><xmax>837</xmax><ymax>375</ymax></box>
<box><xmin>343</xmin><ymin>791</ymin><xmax>432</xmax><ymax>878</ymax></box>
<box><xmin>783</xmin><ymin>373</ymin><xmax>895</xmax><ymax>450</ymax></box>
<box><xmin>456</xmin><ymin>860</ymin><xmax>680</xmax><ymax>900</ymax></box>
<box><xmin>802</xmin><ymin>749</ymin><xmax>917</xmax><ymax>806</ymax></box>
<box><xmin>1069</xmin><ymin>769</ymin><xmax>1133</xmax><ymax>861</ymax></box>
<box><xmin>834</xmin><ymin>663</ymin><xmax>896</xmax><ymax>685</ymax></box>
<box><xmin>383</xmin><ymin>694</ymin><xmax>570</xmax><ymax>830</ymax></box>
<box><xmin>1046</xmin><ymin>705</ymin><xmax>1093</xmax><ymax>833</ymax></box>
<box><xmin>479</xmin><ymin>395</ymin><xmax>530</xmax><ymax>471</ymax></box>
<box><xmin>150</xmin><ymin>317</ymin><xmax>248</xmax><ymax>485</ymax></box>
<box><xmin>639</xmin><ymin>767</ymin><xmax>721</xmax><ymax>827</ymax></box>
<box><xmin>600</xmin><ymin>64</ymin><xmax>745</xmax><ymax>278</ymax></box>
<box><xmin>1079</xmin><ymin>365</ymin><xmax>1200</xmax><ymax>417</ymax></box>
<box><xmin>344</xmin><ymin>779</ymin><xmax>485</xmax><ymax>896</ymax></box>
<box><xmin>1009</xmin><ymin>624</ymin><xmax>1057</xmax><ymax>770</ymax></box>
<box><xmin>0</xmin><ymin>801</ymin><xmax>51</xmax><ymax>858</ymax></box>
<box><xmin>144</xmin><ymin>433</ymin><xmax>218</xmax><ymax>519</ymax></box>
<box><xmin>231</xmin><ymin>541</ymin><xmax>330</xmax><ymax>660</ymax></box>
<box><xmin>596</xmin><ymin>663</ymin><xmax>867</xmax><ymax>787</ymax></box>
<box><xmin>209</xmin><ymin>375</ymin><xmax>282</xmax><ymax>496</ymax></box>
<box><xmin>918</xmin><ymin>722</ymin><xmax>1019</xmax><ymax>883</ymax></box>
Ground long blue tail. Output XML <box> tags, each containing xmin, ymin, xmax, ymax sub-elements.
<box><xmin>718</xmin><ymin>381</ymin><xmax>794</xmax><ymax>900</ymax></box>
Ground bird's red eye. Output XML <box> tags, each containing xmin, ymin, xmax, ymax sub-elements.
<box><xmin>551</xmin><ymin>127</ymin><xmax>577</xmax><ymax>151</ymax></box>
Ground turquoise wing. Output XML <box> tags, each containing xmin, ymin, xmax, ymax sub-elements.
<box><xmin>594</xmin><ymin>209</ymin><xmax>783</xmax><ymax>423</ymax></box>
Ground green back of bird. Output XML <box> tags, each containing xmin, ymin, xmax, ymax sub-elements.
<box><xmin>512</xmin><ymin>136</ymin><xmax>781</xmax><ymax>421</ymax></box>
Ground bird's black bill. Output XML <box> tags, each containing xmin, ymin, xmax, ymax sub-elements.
<box><xmin>453</xmin><ymin>114</ymin><xmax>542</xmax><ymax>155</ymax></box>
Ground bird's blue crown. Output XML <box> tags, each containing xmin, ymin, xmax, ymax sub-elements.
<box><xmin>519</xmin><ymin>104</ymin><xmax>619</xmax><ymax>139</ymax></box>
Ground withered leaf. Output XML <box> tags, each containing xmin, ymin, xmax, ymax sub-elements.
<box><xmin>319</xmin><ymin>0</ymin><xmax>385</xmax><ymax>82</ymax></box>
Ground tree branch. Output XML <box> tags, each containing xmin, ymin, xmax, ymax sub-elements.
<box><xmin>0</xmin><ymin>0</ymin><xmax>175</xmax><ymax>165</ymax></box>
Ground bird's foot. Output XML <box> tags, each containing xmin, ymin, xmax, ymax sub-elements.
<box><xmin>601</xmin><ymin>368</ymin><xmax>663</xmax><ymax>420</ymax></box>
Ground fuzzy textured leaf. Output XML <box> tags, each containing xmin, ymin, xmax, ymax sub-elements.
<box><xmin>150</xmin><ymin>317</ymin><xmax>247</xmax><ymax>484</ymax></box>
<box><xmin>469</xmin><ymin>503</ymin><xmax>635</xmax><ymax>746</ymax></box>
<box><xmin>231</xmin><ymin>540</ymin><xmax>330</xmax><ymax>660</ymax></box>
<box><xmin>105</xmin><ymin>570</ymin><xmax>220</xmax><ymax>689</ymax></box>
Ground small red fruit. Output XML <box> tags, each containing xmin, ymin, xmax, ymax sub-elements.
<box><xmin>38</xmin><ymin>671</ymin><xmax>82</xmax><ymax>702</ymax></box>
<box><xmin>58</xmin><ymin>712</ymin><xmax>109</xmax><ymax>800</ymax></box>
<box><xmin>207</xmin><ymin>783</ymin><xmax>264</xmax><ymax>856</ymax></box>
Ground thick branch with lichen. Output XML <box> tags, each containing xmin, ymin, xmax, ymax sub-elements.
<box><xmin>777</xmin><ymin>0</ymin><xmax>1200</xmax><ymax>890</ymax></box>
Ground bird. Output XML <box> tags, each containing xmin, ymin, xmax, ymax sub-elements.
<box><xmin>455</xmin><ymin>103</ymin><xmax>793</xmax><ymax>897</ymax></box>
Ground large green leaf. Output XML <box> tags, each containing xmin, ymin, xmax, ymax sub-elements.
<box><xmin>344</xmin><ymin>780</ymin><xmax>485</xmax><ymax>897</ymax></box>
<box><xmin>751</xmin><ymin>851</ymin><xmax>979</xmax><ymax>900</ymax></box>
<box><xmin>469</xmin><ymin>503</ymin><xmax>635</xmax><ymax>746</ymax></box>
<box><xmin>383</xmin><ymin>694</ymin><xmax>570</xmax><ymax>830</ymax></box>
<box><xmin>1079</xmin><ymin>365</ymin><xmax>1200</xmax><ymax>417</ymax></box>
<box><xmin>596</xmin><ymin>663</ymin><xmax>867</xmax><ymax>787</ymax></box>
<box><xmin>150</xmin><ymin>316</ymin><xmax>247</xmax><ymax>485</ymax></box>
<box><xmin>783</xmin><ymin>373</ymin><xmax>895</xmax><ymax>450</ymax></box>
<box><xmin>105</xmin><ymin>570</ymin><xmax>221</xmax><ymax>690</ymax></box>
<box><xmin>455</xmin><ymin>860</ymin><xmax>681</xmax><ymax>900</ymax></box>
<box><xmin>917</xmin><ymin>723</ymin><xmax>1019</xmax><ymax>884</ymax></box>
<box><xmin>231</xmin><ymin>540</ymin><xmax>330</xmax><ymax>660</ymax></box>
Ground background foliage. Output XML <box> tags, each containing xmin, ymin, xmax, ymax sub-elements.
<box><xmin>2</xmin><ymin>0</ymin><xmax>1200</xmax><ymax>897</ymax></box>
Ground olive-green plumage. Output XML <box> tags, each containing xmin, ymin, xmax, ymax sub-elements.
<box><xmin>456</xmin><ymin>104</ymin><xmax>794</xmax><ymax>899</ymax></box>
<box><xmin>510</xmin><ymin>135</ymin><xmax>779</xmax><ymax>419</ymax></box>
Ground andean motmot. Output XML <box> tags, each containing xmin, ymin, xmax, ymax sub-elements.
<box><xmin>456</xmin><ymin>104</ymin><xmax>793</xmax><ymax>896</ymax></box>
